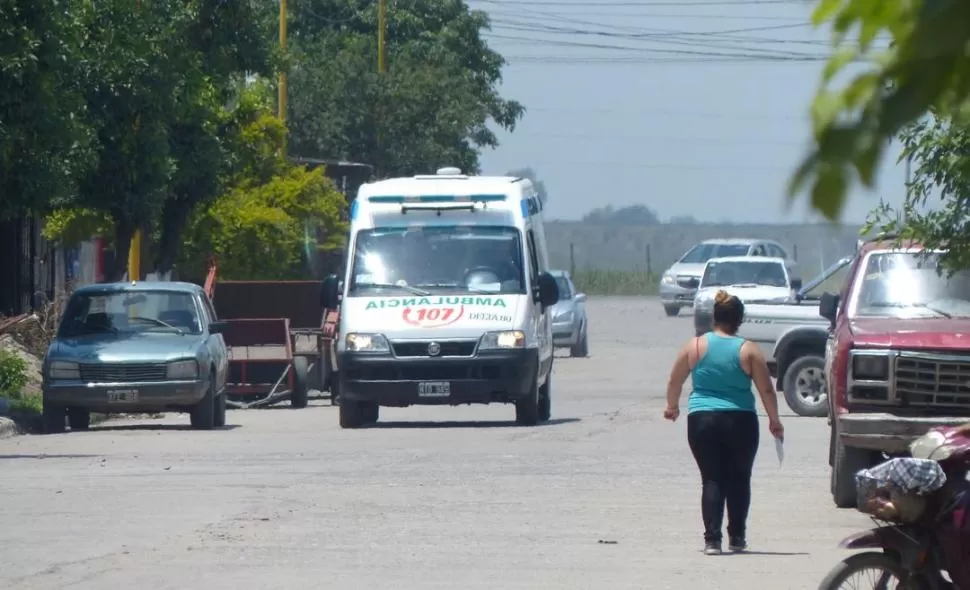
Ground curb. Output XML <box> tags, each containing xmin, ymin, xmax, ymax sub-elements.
<box><xmin>0</xmin><ymin>416</ymin><xmax>19</xmax><ymax>439</ymax></box>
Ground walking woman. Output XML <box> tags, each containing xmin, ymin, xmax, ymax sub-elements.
<box><xmin>664</xmin><ymin>290</ymin><xmax>785</xmax><ymax>555</ymax></box>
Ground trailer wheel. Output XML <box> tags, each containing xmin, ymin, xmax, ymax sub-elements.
<box><xmin>290</xmin><ymin>356</ymin><xmax>310</xmax><ymax>409</ymax></box>
<box><xmin>329</xmin><ymin>371</ymin><xmax>341</xmax><ymax>406</ymax></box>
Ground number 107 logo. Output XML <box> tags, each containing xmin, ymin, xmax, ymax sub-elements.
<box><xmin>402</xmin><ymin>305</ymin><xmax>464</xmax><ymax>328</ymax></box>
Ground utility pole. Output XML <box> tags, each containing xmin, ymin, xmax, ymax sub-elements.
<box><xmin>279</xmin><ymin>0</ymin><xmax>288</xmax><ymax>156</ymax></box>
<box><xmin>128</xmin><ymin>230</ymin><xmax>140</xmax><ymax>282</ymax></box>
<box><xmin>375</xmin><ymin>0</ymin><xmax>386</xmax><ymax>173</ymax></box>
<box><xmin>127</xmin><ymin>0</ymin><xmax>143</xmax><ymax>283</ymax></box>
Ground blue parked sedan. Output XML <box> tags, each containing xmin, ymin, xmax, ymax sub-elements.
<box><xmin>548</xmin><ymin>270</ymin><xmax>589</xmax><ymax>357</ymax></box>
<box><xmin>42</xmin><ymin>281</ymin><xmax>229</xmax><ymax>433</ymax></box>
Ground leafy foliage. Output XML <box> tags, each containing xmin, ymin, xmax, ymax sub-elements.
<box><xmin>792</xmin><ymin>0</ymin><xmax>970</xmax><ymax>220</ymax></box>
<box><xmin>36</xmin><ymin>2</ymin><xmax>277</xmax><ymax>278</ymax></box>
<box><xmin>287</xmin><ymin>0</ymin><xmax>523</xmax><ymax>176</ymax></box>
<box><xmin>182</xmin><ymin>166</ymin><xmax>348</xmax><ymax>281</ymax></box>
<box><xmin>0</xmin><ymin>348</ymin><xmax>28</xmax><ymax>396</ymax></box>
<box><xmin>0</xmin><ymin>1</ymin><xmax>94</xmax><ymax>219</ymax></box>
<box><xmin>863</xmin><ymin>113</ymin><xmax>970</xmax><ymax>273</ymax></box>
<box><xmin>175</xmin><ymin>90</ymin><xmax>348</xmax><ymax>281</ymax></box>
<box><xmin>41</xmin><ymin>208</ymin><xmax>114</xmax><ymax>247</ymax></box>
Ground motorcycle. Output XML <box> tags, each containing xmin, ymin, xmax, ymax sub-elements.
<box><xmin>819</xmin><ymin>425</ymin><xmax>970</xmax><ymax>590</ymax></box>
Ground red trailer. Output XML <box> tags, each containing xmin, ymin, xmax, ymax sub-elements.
<box><xmin>203</xmin><ymin>264</ymin><xmax>332</xmax><ymax>409</ymax></box>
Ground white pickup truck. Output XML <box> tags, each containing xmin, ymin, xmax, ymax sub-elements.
<box><xmin>739</xmin><ymin>256</ymin><xmax>853</xmax><ymax>417</ymax></box>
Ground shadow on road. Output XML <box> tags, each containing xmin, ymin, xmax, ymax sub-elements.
<box><xmin>87</xmin><ymin>424</ymin><xmax>241</xmax><ymax>433</ymax></box>
<box><xmin>368</xmin><ymin>417</ymin><xmax>581</xmax><ymax>429</ymax></box>
<box><xmin>0</xmin><ymin>454</ymin><xmax>99</xmax><ymax>460</ymax></box>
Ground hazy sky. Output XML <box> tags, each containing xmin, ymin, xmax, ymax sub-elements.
<box><xmin>470</xmin><ymin>0</ymin><xmax>907</xmax><ymax>224</ymax></box>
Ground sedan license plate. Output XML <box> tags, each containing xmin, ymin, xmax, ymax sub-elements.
<box><xmin>418</xmin><ymin>381</ymin><xmax>450</xmax><ymax>398</ymax></box>
<box><xmin>107</xmin><ymin>389</ymin><xmax>139</xmax><ymax>403</ymax></box>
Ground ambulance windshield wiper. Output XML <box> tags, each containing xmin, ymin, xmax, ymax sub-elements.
<box><xmin>356</xmin><ymin>282</ymin><xmax>430</xmax><ymax>296</ymax></box>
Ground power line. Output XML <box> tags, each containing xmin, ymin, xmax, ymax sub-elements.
<box><xmin>482</xmin><ymin>9</ymin><xmax>807</xmax><ymax>22</ymax></box>
<box><xmin>522</xmin><ymin>106</ymin><xmax>804</xmax><ymax>120</ymax></box>
<box><xmin>489</xmin><ymin>19</ymin><xmax>830</xmax><ymax>47</ymax></box>
<box><xmin>511</xmin><ymin>133</ymin><xmax>809</xmax><ymax>145</ymax></box>
<box><xmin>487</xmin><ymin>25</ymin><xmax>828</xmax><ymax>59</ymax></box>
<box><xmin>485</xmin><ymin>33</ymin><xmax>830</xmax><ymax>60</ymax></box>
<box><xmin>479</xmin><ymin>0</ymin><xmax>807</xmax><ymax>5</ymax></box>
<box><xmin>500</xmin><ymin>55</ymin><xmax>828</xmax><ymax>64</ymax></box>
<box><xmin>510</xmin><ymin>161</ymin><xmax>800</xmax><ymax>171</ymax></box>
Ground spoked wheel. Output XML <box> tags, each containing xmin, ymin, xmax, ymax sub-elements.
<box><xmin>818</xmin><ymin>552</ymin><xmax>913</xmax><ymax>590</ymax></box>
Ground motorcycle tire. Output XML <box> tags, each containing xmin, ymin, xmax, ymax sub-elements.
<box><xmin>818</xmin><ymin>552</ymin><xmax>917</xmax><ymax>590</ymax></box>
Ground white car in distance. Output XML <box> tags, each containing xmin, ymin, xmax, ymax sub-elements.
<box><xmin>692</xmin><ymin>256</ymin><xmax>802</xmax><ymax>336</ymax></box>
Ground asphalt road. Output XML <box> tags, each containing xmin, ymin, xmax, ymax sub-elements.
<box><xmin>0</xmin><ymin>297</ymin><xmax>869</xmax><ymax>590</ymax></box>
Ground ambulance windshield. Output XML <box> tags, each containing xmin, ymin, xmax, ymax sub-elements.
<box><xmin>348</xmin><ymin>226</ymin><xmax>526</xmax><ymax>296</ymax></box>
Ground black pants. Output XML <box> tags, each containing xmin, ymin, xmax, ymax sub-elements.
<box><xmin>687</xmin><ymin>410</ymin><xmax>760</xmax><ymax>544</ymax></box>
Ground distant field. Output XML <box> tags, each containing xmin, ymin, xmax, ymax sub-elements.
<box><xmin>571</xmin><ymin>269</ymin><xmax>656</xmax><ymax>296</ymax></box>
<box><xmin>545</xmin><ymin>221</ymin><xmax>863</xmax><ymax>280</ymax></box>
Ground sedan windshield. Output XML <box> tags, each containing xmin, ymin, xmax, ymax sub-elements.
<box><xmin>554</xmin><ymin>277</ymin><xmax>573</xmax><ymax>299</ymax></box>
<box><xmin>701</xmin><ymin>260</ymin><xmax>788</xmax><ymax>288</ymax></box>
<box><xmin>854</xmin><ymin>252</ymin><xmax>970</xmax><ymax>318</ymax></box>
<box><xmin>348</xmin><ymin>225</ymin><xmax>525</xmax><ymax>296</ymax></box>
<box><xmin>59</xmin><ymin>290</ymin><xmax>201</xmax><ymax>337</ymax></box>
<box><xmin>680</xmin><ymin>243</ymin><xmax>751</xmax><ymax>264</ymax></box>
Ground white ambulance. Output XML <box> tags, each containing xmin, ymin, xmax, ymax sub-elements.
<box><xmin>320</xmin><ymin>167</ymin><xmax>561</xmax><ymax>428</ymax></box>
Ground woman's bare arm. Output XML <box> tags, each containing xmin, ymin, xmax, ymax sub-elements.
<box><xmin>666</xmin><ymin>341</ymin><xmax>693</xmax><ymax>410</ymax></box>
<box><xmin>742</xmin><ymin>341</ymin><xmax>781</xmax><ymax>423</ymax></box>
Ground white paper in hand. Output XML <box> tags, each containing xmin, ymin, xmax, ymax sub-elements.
<box><xmin>775</xmin><ymin>437</ymin><xmax>784</xmax><ymax>467</ymax></box>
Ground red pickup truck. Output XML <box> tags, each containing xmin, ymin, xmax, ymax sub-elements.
<box><xmin>821</xmin><ymin>237</ymin><xmax>970</xmax><ymax>508</ymax></box>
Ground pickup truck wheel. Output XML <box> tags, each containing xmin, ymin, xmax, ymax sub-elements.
<box><xmin>329</xmin><ymin>371</ymin><xmax>341</xmax><ymax>406</ymax></box>
<box><xmin>42</xmin><ymin>403</ymin><xmax>66</xmax><ymax>434</ymax></box>
<box><xmin>190</xmin><ymin>378</ymin><xmax>216</xmax><ymax>430</ymax></box>
<box><xmin>515</xmin><ymin>378</ymin><xmax>541</xmax><ymax>426</ymax></box>
<box><xmin>782</xmin><ymin>355</ymin><xmax>828</xmax><ymax>417</ymax></box>
<box><xmin>832</xmin><ymin>431</ymin><xmax>872</xmax><ymax>508</ymax></box>
<box><xmin>363</xmin><ymin>403</ymin><xmax>379</xmax><ymax>424</ymax></box>
<box><xmin>663</xmin><ymin>305</ymin><xmax>680</xmax><ymax>317</ymax></box>
<box><xmin>67</xmin><ymin>408</ymin><xmax>90</xmax><ymax>431</ymax></box>
<box><xmin>290</xmin><ymin>356</ymin><xmax>310</xmax><ymax>409</ymax></box>
<box><xmin>339</xmin><ymin>401</ymin><xmax>366</xmax><ymax>429</ymax></box>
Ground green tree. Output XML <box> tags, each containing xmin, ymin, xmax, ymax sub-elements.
<box><xmin>67</xmin><ymin>0</ymin><xmax>191</xmax><ymax>278</ymax></box>
<box><xmin>154</xmin><ymin>0</ymin><xmax>277</xmax><ymax>275</ymax></box>
<box><xmin>177</xmin><ymin>98</ymin><xmax>348</xmax><ymax>281</ymax></box>
<box><xmin>791</xmin><ymin>0</ymin><xmax>970</xmax><ymax>221</ymax></box>
<box><xmin>42</xmin><ymin>1</ymin><xmax>275</xmax><ymax>279</ymax></box>
<box><xmin>0</xmin><ymin>1</ymin><xmax>93</xmax><ymax>219</ymax></box>
<box><xmin>864</xmin><ymin>113</ymin><xmax>970</xmax><ymax>271</ymax></box>
<box><xmin>287</xmin><ymin>0</ymin><xmax>523</xmax><ymax>176</ymax></box>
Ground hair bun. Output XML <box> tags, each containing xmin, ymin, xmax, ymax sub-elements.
<box><xmin>714</xmin><ymin>290</ymin><xmax>731</xmax><ymax>305</ymax></box>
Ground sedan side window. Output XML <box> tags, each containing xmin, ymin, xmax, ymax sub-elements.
<box><xmin>199</xmin><ymin>295</ymin><xmax>217</xmax><ymax>325</ymax></box>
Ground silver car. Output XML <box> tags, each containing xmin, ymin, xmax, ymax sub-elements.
<box><xmin>549</xmin><ymin>270</ymin><xmax>588</xmax><ymax>357</ymax></box>
<box><xmin>659</xmin><ymin>238</ymin><xmax>792</xmax><ymax>316</ymax></box>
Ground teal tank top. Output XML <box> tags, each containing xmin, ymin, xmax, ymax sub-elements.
<box><xmin>687</xmin><ymin>332</ymin><xmax>756</xmax><ymax>414</ymax></box>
